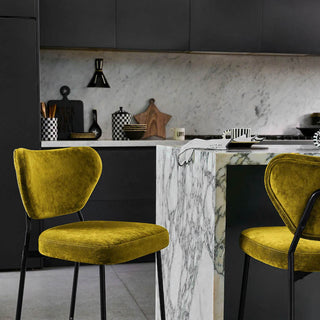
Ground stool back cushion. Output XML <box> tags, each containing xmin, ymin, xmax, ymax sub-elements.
<box><xmin>14</xmin><ymin>147</ymin><xmax>102</xmax><ymax>219</ymax></box>
<box><xmin>265</xmin><ymin>153</ymin><xmax>320</xmax><ymax>240</ymax></box>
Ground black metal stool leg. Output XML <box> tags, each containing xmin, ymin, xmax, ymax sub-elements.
<box><xmin>157</xmin><ymin>251</ymin><xmax>166</xmax><ymax>320</ymax></box>
<box><xmin>15</xmin><ymin>248</ymin><xmax>28</xmax><ymax>320</ymax></box>
<box><xmin>289</xmin><ymin>253</ymin><xmax>295</xmax><ymax>320</ymax></box>
<box><xmin>16</xmin><ymin>217</ymin><xmax>32</xmax><ymax>320</ymax></box>
<box><xmin>99</xmin><ymin>265</ymin><xmax>107</xmax><ymax>320</ymax></box>
<box><xmin>238</xmin><ymin>254</ymin><xmax>250</xmax><ymax>320</ymax></box>
<box><xmin>69</xmin><ymin>262</ymin><xmax>80</xmax><ymax>320</ymax></box>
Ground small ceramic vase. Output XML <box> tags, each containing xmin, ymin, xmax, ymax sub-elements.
<box><xmin>89</xmin><ymin>109</ymin><xmax>102</xmax><ymax>139</ymax></box>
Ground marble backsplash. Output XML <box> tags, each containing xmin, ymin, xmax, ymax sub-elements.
<box><xmin>40</xmin><ymin>49</ymin><xmax>320</xmax><ymax>139</ymax></box>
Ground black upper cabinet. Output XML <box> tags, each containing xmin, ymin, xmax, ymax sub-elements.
<box><xmin>190</xmin><ymin>0</ymin><xmax>262</xmax><ymax>52</ymax></box>
<box><xmin>38</xmin><ymin>0</ymin><xmax>320</xmax><ymax>54</ymax></box>
<box><xmin>262</xmin><ymin>0</ymin><xmax>320</xmax><ymax>54</ymax></box>
<box><xmin>0</xmin><ymin>0</ymin><xmax>36</xmax><ymax>18</ymax></box>
<box><xmin>40</xmin><ymin>0</ymin><xmax>116</xmax><ymax>48</ymax></box>
<box><xmin>0</xmin><ymin>19</ymin><xmax>39</xmax><ymax>148</ymax></box>
<box><xmin>117</xmin><ymin>0</ymin><xmax>189</xmax><ymax>51</ymax></box>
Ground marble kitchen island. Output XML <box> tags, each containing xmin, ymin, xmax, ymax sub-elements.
<box><xmin>156</xmin><ymin>144</ymin><xmax>320</xmax><ymax>320</ymax></box>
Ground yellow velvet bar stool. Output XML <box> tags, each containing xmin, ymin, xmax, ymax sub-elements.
<box><xmin>13</xmin><ymin>147</ymin><xmax>169</xmax><ymax>320</ymax></box>
<box><xmin>238</xmin><ymin>153</ymin><xmax>320</xmax><ymax>320</ymax></box>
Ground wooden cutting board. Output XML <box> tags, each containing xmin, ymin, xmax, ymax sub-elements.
<box><xmin>134</xmin><ymin>99</ymin><xmax>171</xmax><ymax>139</ymax></box>
<box><xmin>47</xmin><ymin>86</ymin><xmax>84</xmax><ymax>140</ymax></box>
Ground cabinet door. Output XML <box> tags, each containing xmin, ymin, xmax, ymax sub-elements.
<box><xmin>190</xmin><ymin>0</ymin><xmax>262</xmax><ymax>52</ymax></box>
<box><xmin>117</xmin><ymin>0</ymin><xmax>189</xmax><ymax>51</ymax></box>
<box><xmin>89</xmin><ymin>148</ymin><xmax>155</xmax><ymax>223</ymax></box>
<box><xmin>0</xmin><ymin>18</ymin><xmax>40</xmax><ymax>270</ymax></box>
<box><xmin>0</xmin><ymin>0</ymin><xmax>36</xmax><ymax>18</ymax></box>
<box><xmin>262</xmin><ymin>0</ymin><xmax>320</xmax><ymax>54</ymax></box>
<box><xmin>40</xmin><ymin>0</ymin><xmax>115</xmax><ymax>48</ymax></box>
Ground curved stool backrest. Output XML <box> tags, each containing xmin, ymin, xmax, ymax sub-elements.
<box><xmin>13</xmin><ymin>147</ymin><xmax>102</xmax><ymax>220</ymax></box>
<box><xmin>265</xmin><ymin>153</ymin><xmax>320</xmax><ymax>240</ymax></box>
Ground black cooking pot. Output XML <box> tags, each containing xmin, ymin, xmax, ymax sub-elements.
<box><xmin>296</xmin><ymin>127</ymin><xmax>320</xmax><ymax>137</ymax></box>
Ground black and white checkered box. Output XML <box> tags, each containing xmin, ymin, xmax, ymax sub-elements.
<box><xmin>41</xmin><ymin>118</ymin><xmax>58</xmax><ymax>141</ymax></box>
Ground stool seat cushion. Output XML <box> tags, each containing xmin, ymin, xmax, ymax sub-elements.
<box><xmin>39</xmin><ymin>221</ymin><xmax>169</xmax><ymax>265</ymax></box>
<box><xmin>240</xmin><ymin>226</ymin><xmax>320</xmax><ymax>271</ymax></box>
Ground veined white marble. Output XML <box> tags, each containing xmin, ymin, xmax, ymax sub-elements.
<box><xmin>156</xmin><ymin>145</ymin><xmax>320</xmax><ymax>320</ymax></box>
<box><xmin>40</xmin><ymin>50</ymin><xmax>320</xmax><ymax>140</ymax></box>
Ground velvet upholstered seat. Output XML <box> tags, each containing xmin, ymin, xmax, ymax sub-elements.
<box><xmin>238</xmin><ymin>153</ymin><xmax>320</xmax><ymax>320</ymax></box>
<box><xmin>13</xmin><ymin>147</ymin><xmax>169</xmax><ymax>320</ymax></box>
<box><xmin>39</xmin><ymin>220</ymin><xmax>169</xmax><ymax>265</ymax></box>
<box><xmin>240</xmin><ymin>226</ymin><xmax>320</xmax><ymax>272</ymax></box>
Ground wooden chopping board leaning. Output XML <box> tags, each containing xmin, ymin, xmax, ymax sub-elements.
<box><xmin>134</xmin><ymin>99</ymin><xmax>171</xmax><ymax>139</ymax></box>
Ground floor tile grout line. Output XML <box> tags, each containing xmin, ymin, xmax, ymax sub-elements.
<box><xmin>111</xmin><ymin>265</ymin><xmax>150</xmax><ymax>320</ymax></box>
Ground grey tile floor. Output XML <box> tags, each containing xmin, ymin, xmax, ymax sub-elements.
<box><xmin>0</xmin><ymin>262</ymin><xmax>155</xmax><ymax>320</ymax></box>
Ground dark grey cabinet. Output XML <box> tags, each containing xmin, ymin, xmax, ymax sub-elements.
<box><xmin>38</xmin><ymin>0</ymin><xmax>320</xmax><ymax>54</ymax></box>
<box><xmin>0</xmin><ymin>0</ymin><xmax>36</xmax><ymax>18</ymax></box>
<box><xmin>262</xmin><ymin>0</ymin><xmax>320</xmax><ymax>54</ymax></box>
<box><xmin>88</xmin><ymin>148</ymin><xmax>155</xmax><ymax>223</ymax></box>
<box><xmin>90</xmin><ymin>148</ymin><xmax>155</xmax><ymax>206</ymax></box>
<box><xmin>0</xmin><ymin>17</ymin><xmax>40</xmax><ymax>270</ymax></box>
<box><xmin>116</xmin><ymin>0</ymin><xmax>189</xmax><ymax>51</ymax></box>
<box><xmin>40</xmin><ymin>0</ymin><xmax>189</xmax><ymax>51</ymax></box>
<box><xmin>191</xmin><ymin>0</ymin><xmax>320</xmax><ymax>54</ymax></box>
<box><xmin>40</xmin><ymin>0</ymin><xmax>116</xmax><ymax>48</ymax></box>
<box><xmin>190</xmin><ymin>0</ymin><xmax>262</xmax><ymax>52</ymax></box>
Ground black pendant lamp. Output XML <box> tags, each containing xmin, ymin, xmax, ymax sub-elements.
<box><xmin>87</xmin><ymin>58</ymin><xmax>110</xmax><ymax>88</ymax></box>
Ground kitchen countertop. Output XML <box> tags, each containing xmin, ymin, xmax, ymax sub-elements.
<box><xmin>41</xmin><ymin>139</ymin><xmax>187</xmax><ymax>148</ymax></box>
<box><xmin>41</xmin><ymin>139</ymin><xmax>314</xmax><ymax>148</ymax></box>
<box><xmin>156</xmin><ymin>144</ymin><xmax>320</xmax><ymax>320</ymax></box>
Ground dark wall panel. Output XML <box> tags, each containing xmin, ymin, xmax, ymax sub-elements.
<box><xmin>0</xmin><ymin>17</ymin><xmax>40</xmax><ymax>270</ymax></box>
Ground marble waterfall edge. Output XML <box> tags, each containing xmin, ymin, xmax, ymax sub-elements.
<box><xmin>156</xmin><ymin>146</ymin><xmax>216</xmax><ymax>320</ymax></box>
<box><xmin>156</xmin><ymin>145</ymin><xmax>320</xmax><ymax>320</ymax></box>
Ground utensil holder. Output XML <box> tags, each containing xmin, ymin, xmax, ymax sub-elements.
<box><xmin>41</xmin><ymin>118</ymin><xmax>58</xmax><ymax>141</ymax></box>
